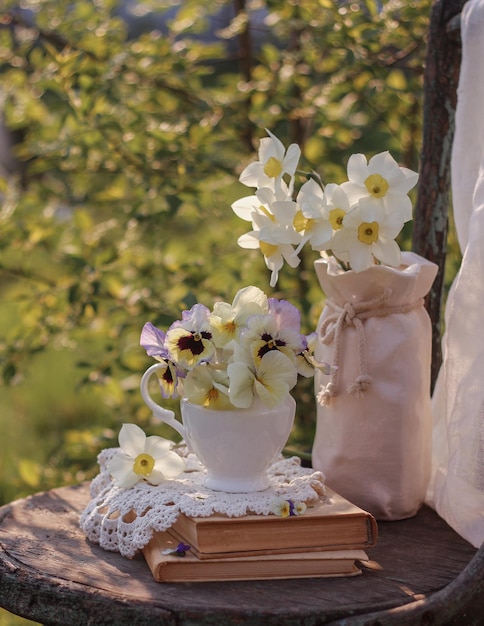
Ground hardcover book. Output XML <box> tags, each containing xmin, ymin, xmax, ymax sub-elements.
<box><xmin>143</xmin><ymin>530</ymin><xmax>368</xmax><ymax>582</ymax></box>
<box><xmin>167</xmin><ymin>487</ymin><xmax>377</xmax><ymax>559</ymax></box>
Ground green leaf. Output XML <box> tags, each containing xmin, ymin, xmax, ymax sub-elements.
<box><xmin>18</xmin><ymin>459</ymin><xmax>41</xmax><ymax>488</ymax></box>
<box><xmin>387</xmin><ymin>70</ymin><xmax>408</xmax><ymax>92</ymax></box>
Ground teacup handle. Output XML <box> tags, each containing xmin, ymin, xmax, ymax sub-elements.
<box><xmin>140</xmin><ymin>363</ymin><xmax>187</xmax><ymax>440</ymax></box>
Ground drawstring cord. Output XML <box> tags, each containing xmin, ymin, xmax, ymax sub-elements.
<box><xmin>317</xmin><ymin>288</ymin><xmax>424</xmax><ymax>405</ymax></box>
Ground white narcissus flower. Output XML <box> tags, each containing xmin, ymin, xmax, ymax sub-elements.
<box><xmin>324</xmin><ymin>183</ymin><xmax>352</xmax><ymax>234</ymax></box>
<box><xmin>239</xmin><ymin>129</ymin><xmax>301</xmax><ymax>196</ymax></box>
<box><xmin>107</xmin><ymin>424</ymin><xmax>185</xmax><ymax>488</ymax></box>
<box><xmin>236</xmin><ymin>188</ymin><xmax>302</xmax><ymax>288</ymax></box>
<box><xmin>232</xmin><ymin>133</ymin><xmax>417</xmax><ymax>284</ymax></box>
<box><xmin>208</xmin><ymin>285</ymin><xmax>268</xmax><ymax>348</ymax></box>
<box><xmin>231</xmin><ymin>185</ymin><xmax>293</xmax><ymax>224</ymax></box>
<box><xmin>331</xmin><ymin>199</ymin><xmax>405</xmax><ymax>272</ymax></box>
<box><xmin>294</xmin><ymin>178</ymin><xmax>333</xmax><ymax>253</ymax></box>
<box><xmin>341</xmin><ymin>151</ymin><xmax>418</xmax><ymax>222</ymax></box>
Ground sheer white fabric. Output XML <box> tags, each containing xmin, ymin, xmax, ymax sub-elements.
<box><xmin>426</xmin><ymin>0</ymin><xmax>484</xmax><ymax>548</ymax></box>
<box><xmin>80</xmin><ymin>447</ymin><xmax>326</xmax><ymax>558</ymax></box>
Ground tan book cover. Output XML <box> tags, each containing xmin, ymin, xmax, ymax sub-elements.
<box><xmin>167</xmin><ymin>487</ymin><xmax>377</xmax><ymax>558</ymax></box>
<box><xmin>143</xmin><ymin>530</ymin><xmax>368</xmax><ymax>582</ymax></box>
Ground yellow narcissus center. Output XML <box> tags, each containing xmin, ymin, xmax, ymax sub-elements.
<box><xmin>133</xmin><ymin>453</ymin><xmax>155</xmax><ymax>476</ymax></box>
<box><xmin>364</xmin><ymin>173</ymin><xmax>389</xmax><ymax>198</ymax></box>
<box><xmin>260</xmin><ymin>241</ymin><xmax>279</xmax><ymax>257</ymax></box>
<box><xmin>329</xmin><ymin>208</ymin><xmax>345</xmax><ymax>230</ymax></box>
<box><xmin>358</xmin><ymin>221</ymin><xmax>379</xmax><ymax>245</ymax></box>
<box><xmin>293</xmin><ymin>211</ymin><xmax>310</xmax><ymax>233</ymax></box>
<box><xmin>263</xmin><ymin>156</ymin><xmax>283</xmax><ymax>178</ymax></box>
<box><xmin>260</xmin><ymin>205</ymin><xmax>276</xmax><ymax>222</ymax></box>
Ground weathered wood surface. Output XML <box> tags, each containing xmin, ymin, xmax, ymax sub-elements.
<box><xmin>0</xmin><ymin>484</ymin><xmax>482</xmax><ymax>626</ymax></box>
<box><xmin>412</xmin><ymin>0</ymin><xmax>469</xmax><ymax>390</ymax></box>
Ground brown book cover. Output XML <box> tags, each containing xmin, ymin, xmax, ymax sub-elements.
<box><xmin>143</xmin><ymin>530</ymin><xmax>368</xmax><ymax>582</ymax></box>
<box><xmin>167</xmin><ymin>487</ymin><xmax>377</xmax><ymax>559</ymax></box>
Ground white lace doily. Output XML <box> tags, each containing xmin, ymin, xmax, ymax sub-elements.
<box><xmin>80</xmin><ymin>445</ymin><xmax>326</xmax><ymax>558</ymax></box>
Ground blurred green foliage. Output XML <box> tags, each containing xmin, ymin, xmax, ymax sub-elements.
<box><xmin>0</xmin><ymin>0</ymin><xmax>436</xmax><ymax>516</ymax></box>
<box><xmin>0</xmin><ymin>613</ymin><xmax>37</xmax><ymax>626</ymax></box>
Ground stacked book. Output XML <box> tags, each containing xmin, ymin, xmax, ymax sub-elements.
<box><xmin>143</xmin><ymin>487</ymin><xmax>377</xmax><ymax>582</ymax></box>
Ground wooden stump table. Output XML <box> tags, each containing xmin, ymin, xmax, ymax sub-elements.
<box><xmin>0</xmin><ymin>483</ymin><xmax>482</xmax><ymax>625</ymax></box>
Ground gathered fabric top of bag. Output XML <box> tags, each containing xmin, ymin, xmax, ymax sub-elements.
<box><xmin>314</xmin><ymin>251</ymin><xmax>438</xmax><ymax>405</ymax></box>
<box><xmin>314</xmin><ymin>251</ymin><xmax>438</xmax><ymax>305</ymax></box>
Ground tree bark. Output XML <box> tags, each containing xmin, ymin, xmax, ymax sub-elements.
<box><xmin>412</xmin><ymin>0</ymin><xmax>468</xmax><ymax>391</ymax></box>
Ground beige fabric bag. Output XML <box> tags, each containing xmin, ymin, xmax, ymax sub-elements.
<box><xmin>312</xmin><ymin>252</ymin><xmax>438</xmax><ymax>520</ymax></box>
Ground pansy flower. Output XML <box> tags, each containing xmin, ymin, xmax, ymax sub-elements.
<box><xmin>140</xmin><ymin>321</ymin><xmax>168</xmax><ymax>359</ymax></box>
<box><xmin>227</xmin><ymin>346</ymin><xmax>297</xmax><ymax>408</ymax></box>
<box><xmin>162</xmin><ymin>542</ymin><xmax>191</xmax><ymax>557</ymax></box>
<box><xmin>183</xmin><ymin>363</ymin><xmax>232</xmax><ymax>409</ymax></box>
<box><xmin>296</xmin><ymin>332</ymin><xmax>338</xmax><ymax>378</ymax></box>
<box><xmin>270</xmin><ymin>497</ymin><xmax>307</xmax><ymax>517</ymax></box>
<box><xmin>165</xmin><ymin>303</ymin><xmax>215</xmax><ymax>369</ymax></box>
<box><xmin>107</xmin><ymin>423</ymin><xmax>185</xmax><ymax>488</ymax></box>
<box><xmin>208</xmin><ymin>285</ymin><xmax>268</xmax><ymax>349</ymax></box>
<box><xmin>267</xmin><ymin>297</ymin><xmax>302</xmax><ymax>334</ymax></box>
<box><xmin>140</xmin><ymin>322</ymin><xmax>185</xmax><ymax>397</ymax></box>
<box><xmin>240</xmin><ymin>313</ymin><xmax>305</xmax><ymax>365</ymax></box>
<box><xmin>140</xmin><ymin>285</ymin><xmax>332</xmax><ymax>411</ymax></box>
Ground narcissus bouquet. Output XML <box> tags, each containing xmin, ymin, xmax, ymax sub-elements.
<box><xmin>140</xmin><ymin>285</ymin><xmax>333</xmax><ymax>411</ymax></box>
<box><xmin>232</xmin><ymin>130</ymin><xmax>418</xmax><ymax>286</ymax></box>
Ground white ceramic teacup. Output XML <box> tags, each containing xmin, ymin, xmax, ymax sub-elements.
<box><xmin>140</xmin><ymin>363</ymin><xmax>296</xmax><ymax>492</ymax></box>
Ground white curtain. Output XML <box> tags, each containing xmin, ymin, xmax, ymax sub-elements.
<box><xmin>426</xmin><ymin>0</ymin><xmax>484</xmax><ymax>548</ymax></box>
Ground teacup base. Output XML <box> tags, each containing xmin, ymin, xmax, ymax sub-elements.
<box><xmin>204</xmin><ymin>473</ymin><xmax>270</xmax><ymax>493</ymax></box>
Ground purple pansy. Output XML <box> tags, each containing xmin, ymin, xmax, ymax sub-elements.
<box><xmin>140</xmin><ymin>322</ymin><xmax>186</xmax><ymax>398</ymax></box>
